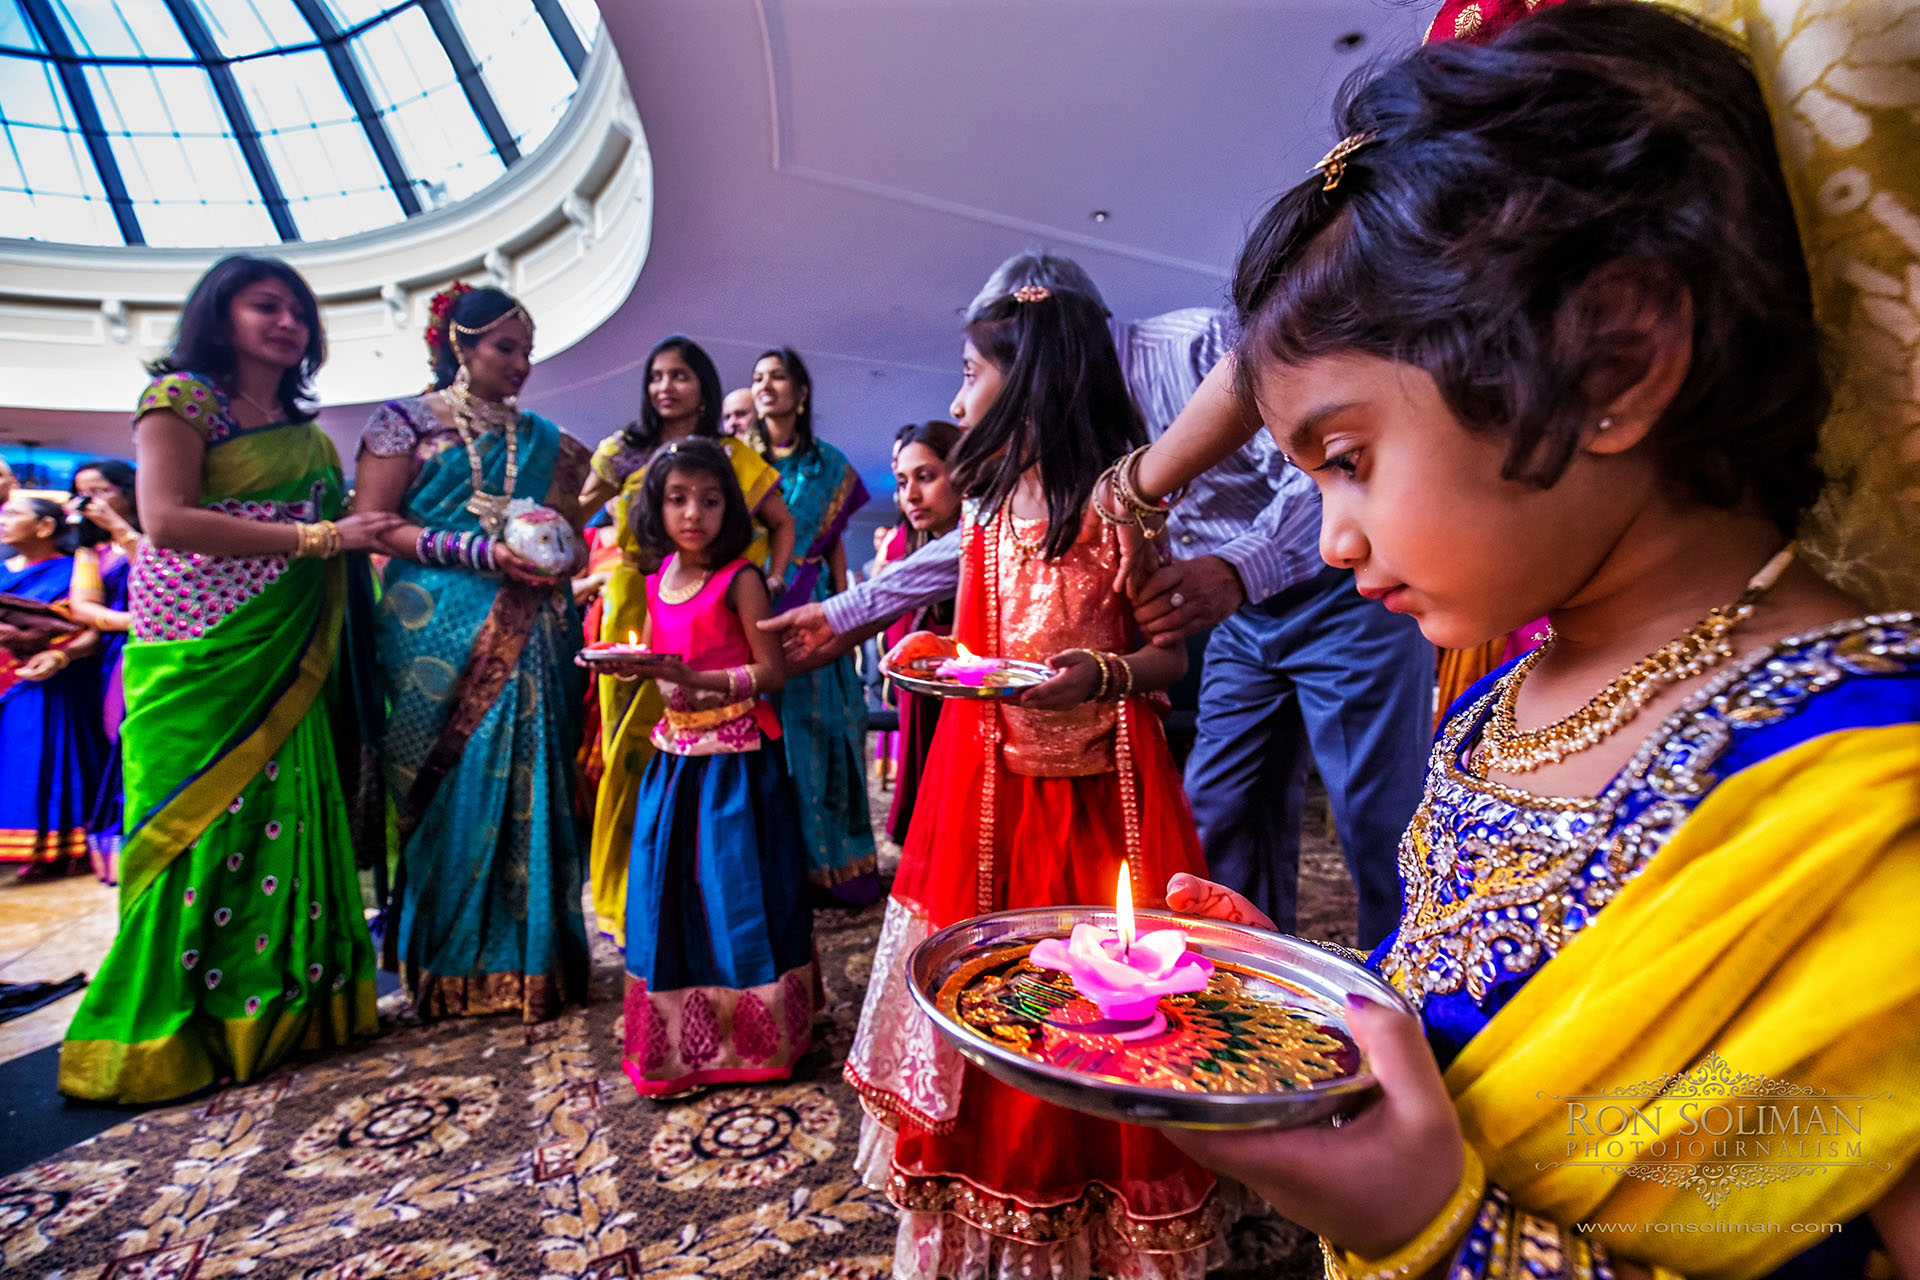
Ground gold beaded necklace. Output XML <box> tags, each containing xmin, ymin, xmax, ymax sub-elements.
<box><xmin>1476</xmin><ymin>543</ymin><xmax>1796</xmax><ymax>774</ymax></box>
<box><xmin>444</xmin><ymin>377</ymin><xmax>518</xmax><ymax>536</ymax></box>
<box><xmin>656</xmin><ymin>561</ymin><xmax>712</xmax><ymax>605</ymax></box>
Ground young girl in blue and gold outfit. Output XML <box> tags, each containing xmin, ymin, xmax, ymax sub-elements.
<box><xmin>1102</xmin><ymin>3</ymin><xmax>1920</xmax><ymax>1276</ymax></box>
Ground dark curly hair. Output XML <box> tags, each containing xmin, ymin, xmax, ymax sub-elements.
<box><xmin>1231</xmin><ymin>0</ymin><xmax>1827</xmax><ymax>536</ymax></box>
<box><xmin>631</xmin><ymin>437</ymin><xmax>757</xmax><ymax>570</ymax></box>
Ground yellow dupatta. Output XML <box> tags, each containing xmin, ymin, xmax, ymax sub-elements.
<box><xmin>1444</xmin><ymin>721</ymin><xmax>1920</xmax><ymax>1278</ymax></box>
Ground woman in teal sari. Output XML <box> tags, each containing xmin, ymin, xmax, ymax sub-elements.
<box><xmin>355</xmin><ymin>284</ymin><xmax>592</xmax><ymax>1024</ymax></box>
<box><xmin>61</xmin><ymin>256</ymin><xmax>393</xmax><ymax>1104</ymax></box>
<box><xmin>749</xmin><ymin>348</ymin><xmax>877</xmax><ymax>904</ymax></box>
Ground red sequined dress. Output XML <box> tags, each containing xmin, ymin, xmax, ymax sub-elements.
<box><xmin>844</xmin><ymin>500</ymin><xmax>1219</xmax><ymax>1280</ymax></box>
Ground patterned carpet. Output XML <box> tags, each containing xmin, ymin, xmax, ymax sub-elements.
<box><xmin>2</xmin><ymin>763</ymin><xmax>1353</xmax><ymax>1280</ymax></box>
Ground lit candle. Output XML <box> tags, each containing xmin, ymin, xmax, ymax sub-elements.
<box><xmin>934</xmin><ymin>642</ymin><xmax>1001</xmax><ymax>686</ymax></box>
<box><xmin>588</xmin><ymin>630</ymin><xmax>652</xmax><ymax>657</ymax></box>
<box><xmin>1030</xmin><ymin>862</ymin><xmax>1213</xmax><ymax>1023</ymax></box>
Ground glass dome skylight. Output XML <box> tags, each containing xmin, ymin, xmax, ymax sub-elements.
<box><xmin>0</xmin><ymin>0</ymin><xmax>600</xmax><ymax>247</ymax></box>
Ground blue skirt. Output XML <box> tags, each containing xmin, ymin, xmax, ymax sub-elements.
<box><xmin>622</xmin><ymin>739</ymin><xmax>818</xmax><ymax>1094</ymax></box>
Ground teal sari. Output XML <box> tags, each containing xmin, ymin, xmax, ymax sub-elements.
<box><xmin>766</xmin><ymin>436</ymin><xmax>877</xmax><ymax>903</ymax></box>
<box><xmin>365</xmin><ymin>397</ymin><xmax>591</xmax><ymax>1022</ymax></box>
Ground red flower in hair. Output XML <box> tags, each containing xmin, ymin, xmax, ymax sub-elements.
<box><xmin>423</xmin><ymin>280</ymin><xmax>475</xmax><ymax>355</ymax></box>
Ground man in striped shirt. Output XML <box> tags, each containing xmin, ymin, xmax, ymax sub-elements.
<box><xmin>763</xmin><ymin>252</ymin><xmax>1431</xmax><ymax>947</ymax></box>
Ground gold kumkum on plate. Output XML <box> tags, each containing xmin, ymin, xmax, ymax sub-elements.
<box><xmin>909</xmin><ymin>906</ymin><xmax>1407</xmax><ymax>1130</ymax></box>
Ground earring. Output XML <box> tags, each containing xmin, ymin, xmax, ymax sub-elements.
<box><xmin>454</xmin><ymin>364</ymin><xmax>471</xmax><ymax>393</ymax></box>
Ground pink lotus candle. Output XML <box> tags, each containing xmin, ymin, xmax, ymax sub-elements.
<box><xmin>935</xmin><ymin>642</ymin><xmax>1000</xmax><ymax>686</ymax></box>
<box><xmin>1030</xmin><ymin>864</ymin><xmax>1213</xmax><ymax>1022</ymax></box>
<box><xmin>590</xmin><ymin>630</ymin><xmax>652</xmax><ymax>657</ymax></box>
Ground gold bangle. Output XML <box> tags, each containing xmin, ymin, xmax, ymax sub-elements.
<box><xmin>1325</xmin><ymin>1144</ymin><xmax>1486</xmax><ymax>1280</ymax></box>
<box><xmin>291</xmin><ymin>523</ymin><xmax>313</xmax><ymax>558</ymax></box>
<box><xmin>1112</xmin><ymin>655</ymin><xmax>1134</xmax><ymax>700</ymax></box>
<box><xmin>318</xmin><ymin>520</ymin><xmax>341</xmax><ymax>557</ymax></box>
<box><xmin>48</xmin><ymin>647</ymin><xmax>72</xmax><ymax>670</ymax></box>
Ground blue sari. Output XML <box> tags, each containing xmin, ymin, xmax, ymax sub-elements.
<box><xmin>766</xmin><ymin>436</ymin><xmax>877</xmax><ymax>903</ymax></box>
<box><xmin>1372</xmin><ymin>614</ymin><xmax>1920</xmax><ymax>1280</ymax></box>
<box><xmin>0</xmin><ymin>555</ymin><xmax>105</xmax><ymax>869</ymax></box>
<box><xmin>365</xmin><ymin>397</ymin><xmax>592</xmax><ymax>1023</ymax></box>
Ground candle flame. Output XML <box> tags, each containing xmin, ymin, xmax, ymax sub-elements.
<box><xmin>955</xmin><ymin>642</ymin><xmax>977</xmax><ymax>660</ymax></box>
<box><xmin>1116</xmin><ymin>862</ymin><xmax>1134</xmax><ymax>957</ymax></box>
<box><xmin>628</xmin><ymin>630</ymin><xmax>638</xmax><ymax>646</ymax></box>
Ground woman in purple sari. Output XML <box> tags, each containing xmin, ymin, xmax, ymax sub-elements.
<box><xmin>67</xmin><ymin>460</ymin><xmax>140</xmax><ymax>884</ymax></box>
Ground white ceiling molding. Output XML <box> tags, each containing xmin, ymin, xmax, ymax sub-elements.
<box><xmin>0</xmin><ymin>31</ymin><xmax>650</xmax><ymax>417</ymax></box>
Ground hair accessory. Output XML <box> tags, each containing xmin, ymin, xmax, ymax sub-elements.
<box><xmin>1012</xmin><ymin>285</ymin><xmax>1052</xmax><ymax>304</ymax></box>
<box><xmin>1313</xmin><ymin>130</ymin><xmax>1380</xmax><ymax>191</ymax></box>
<box><xmin>452</xmin><ymin>303</ymin><xmax>534</xmax><ymax>344</ymax></box>
<box><xmin>424</xmin><ymin>281</ymin><xmax>474</xmax><ymax>356</ymax></box>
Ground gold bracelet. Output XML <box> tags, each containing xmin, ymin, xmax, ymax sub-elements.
<box><xmin>1111</xmin><ymin>654</ymin><xmax>1134</xmax><ymax>699</ymax></box>
<box><xmin>291</xmin><ymin>523</ymin><xmax>314</xmax><ymax>558</ymax></box>
<box><xmin>1324</xmin><ymin>1144</ymin><xmax>1486</xmax><ymax>1280</ymax></box>
<box><xmin>1114</xmin><ymin>445</ymin><xmax>1188</xmax><ymax>519</ymax></box>
<box><xmin>317</xmin><ymin>520</ymin><xmax>341</xmax><ymax>557</ymax></box>
<box><xmin>1062</xmin><ymin>648</ymin><xmax>1109</xmax><ymax>700</ymax></box>
<box><xmin>47</xmin><ymin>647</ymin><xmax>72</xmax><ymax>670</ymax></box>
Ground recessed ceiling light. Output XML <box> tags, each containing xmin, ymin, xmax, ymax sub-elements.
<box><xmin>1090</xmin><ymin>210</ymin><xmax>1111</xmax><ymax>224</ymax></box>
<box><xmin>1335</xmin><ymin>31</ymin><xmax>1366</xmax><ymax>52</ymax></box>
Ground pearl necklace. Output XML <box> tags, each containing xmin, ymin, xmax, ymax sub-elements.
<box><xmin>1476</xmin><ymin>544</ymin><xmax>1796</xmax><ymax>774</ymax></box>
<box><xmin>444</xmin><ymin>381</ymin><xmax>519</xmax><ymax>536</ymax></box>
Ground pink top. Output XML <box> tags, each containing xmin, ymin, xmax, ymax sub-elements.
<box><xmin>645</xmin><ymin>556</ymin><xmax>781</xmax><ymax>756</ymax></box>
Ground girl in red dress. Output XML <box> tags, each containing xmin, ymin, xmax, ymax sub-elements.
<box><xmin>845</xmin><ymin>288</ymin><xmax>1220</xmax><ymax>1280</ymax></box>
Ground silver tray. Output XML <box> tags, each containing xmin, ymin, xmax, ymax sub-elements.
<box><xmin>908</xmin><ymin>906</ymin><xmax>1407</xmax><ymax>1130</ymax></box>
<box><xmin>883</xmin><ymin>654</ymin><xmax>1053</xmax><ymax>700</ymax></box>
<box><xmin>577</xmin><ymin>648</ymin><xmax>683</xmax><ymax>667</ymax></box>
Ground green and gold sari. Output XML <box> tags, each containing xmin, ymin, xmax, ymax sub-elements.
<box><xmin>60</xmin><ymin>372</ymin><xmax>378</xmax><ymax>1105</ymax></box>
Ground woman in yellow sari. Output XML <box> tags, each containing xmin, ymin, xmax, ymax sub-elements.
<box><xmin>578</xmin><ymin>336</ymin><xmax>794</xmax><ymax>942</ymax></box>
<box><xmin>1069</xmin><ymin>4</ymin><xmax>1919</xmax><ymax>1276</ymax></box>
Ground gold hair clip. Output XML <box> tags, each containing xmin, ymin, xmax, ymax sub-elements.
<box><xmin>1012</xmin><ymin>285</ymin><xmax>1051</xmax><ymax>304</ymax></box>
<box><xmin>1312</xmin><ymin>130</ymin><xmax>1380</xmax><ymax>191</ymax></box>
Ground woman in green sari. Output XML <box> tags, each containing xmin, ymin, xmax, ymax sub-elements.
<box><xmin>354</xmin><ymin>285</ymin><xmax>593</xmax><ymax>1024</ymax></box>
<box><xmin>60</xmin><ymin>256</ymin><xmax>396</xmax><ymax>1104</ymax></box>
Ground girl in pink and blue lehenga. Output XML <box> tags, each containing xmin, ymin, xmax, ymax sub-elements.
<box><xmin>585</xmin><ymin>439</ymin><xmax>817</xmax><ymax>1097</ymax></box>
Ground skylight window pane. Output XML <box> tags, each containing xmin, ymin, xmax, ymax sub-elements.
<box><xmin>135</xmin><ymin>188</ymin><xmax>279</xmax><ymax>247</ymax></box>
<box><xmin>194</xmin><ymin>0</ymin><xmax>317</xmax><ymax>58</ymax></box>
<box><xmin>7</xmin><ymin>114</ymin><xmax>102</xmax><ymax>199</ymax></box>
<box><xmin>0</xmin><ymin>187</ymin><xmax>121</xmax><ymax>243</ymax></box>
<box><xmin>0</xmin><ymin>2</ymin><xmax>45</xmax><ymax>52</ymax></box>
<box><xmin>350</xmin><ymin>6</ymin><xmax>500</xmax><ymax>205</ymax></box>
<box><xmin>556</xmin><ymin>0</ymin><xmax>599</xmax><ymax>46</ymax></box>
<box><xmin>50</xmin><ymin>0</ymin><xmax>192</xmax><ymax>60</ymax></box>
<box><xmin>316</xmin><ymin>0</ymin><xmax>399</xmax><ymax>29</ymax></box>
<box><xmin>286</xmin><ymin>184</ymin><xmax>396</xmax><ymax>240</ymax></box>
<box><xmin>85</xmin><ymin>64</ymin><xmax>228</xmax><ymax>140</ymax></box>
<box><xmin>0</xmin><ymin>53</ymin><xmax>70</xmax><ymax>127</ymax></box>
<box><xmin>444</xmin><ymin>0</ymin><xmax>574</xmax><ymax>152</ymax></box>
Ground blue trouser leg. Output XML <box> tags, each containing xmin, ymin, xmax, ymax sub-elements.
<box><xmin>1184</xmin><ymin>613</ymin><xmax>1310</xmax><ymax>933</ymax></box>
<box><xmin>1185</xmin><ymin>568</ymin><xmax>1432</xmax><ymax>949</ymax></box>
<box><xmin>1276</xmin><ymin>579</ymin><xmax>1433</xmax><ymax>948</ymax></box>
